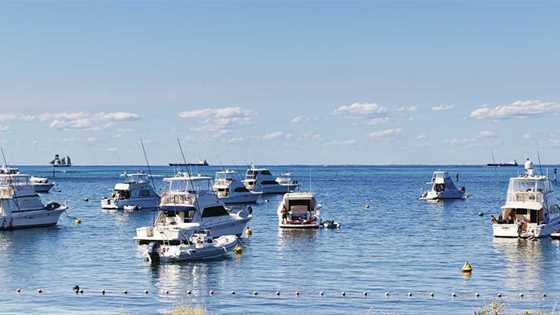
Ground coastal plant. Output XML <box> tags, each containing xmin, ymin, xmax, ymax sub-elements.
<box><xmin>474</xmin><ymin>300</ymin><xmax>505</xmax><ymax>315</ymax></box>
<box><xmin>166</xmin><ymin>305</ymin><xmax>207</xmax><ymax>315</ymax></box>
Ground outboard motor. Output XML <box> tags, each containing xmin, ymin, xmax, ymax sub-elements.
<box><xmin>146</xmin><ymin>242</ymin><xmax>161</xmax><ymax>263</ymax></box>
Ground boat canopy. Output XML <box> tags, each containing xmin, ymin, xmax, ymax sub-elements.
<box><xmin>215</xmin><ymin>170</ymin><xmax>238</xmax><ymax>181</ymax></box>
<box><xmin>432</xmin><ymin>171</ymin><xmax>450</xmax><ymax>184</ymax></box>
<box><xmin>508</xmin><ymin>177</ymin><xmax>551</xmax><ymax>194</ymax></box>
<box><xmin>164</xmin><ymin>175</ymin><xmax>213</xmax><ymax>193</ymax></box>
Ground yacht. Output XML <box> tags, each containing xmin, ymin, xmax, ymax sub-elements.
<box><xmin>30</xmin><ymin>176</ymin><xmax>55</xmax><ymax>193</ymax></box>
<box><xmin>135</xmin><ymin>173</ymin><xmax>252</xmax><ymax>245</ymax></box>
<box><xmin>0</xmin><ymin>170</ymin><xmax>67</xmax><ymax>230</ymax></box>
<box><xmin>420</xmin><ymin>171</ymin><xmax>465</xmax><ymax>200</ymax></box>
<box><xmin>492</xmin><ymin>159</ymin><xmax>560</xmax><ymax>238</ymax></box>
<box><xmin>278</xmin><ymin>192</ymin><xmax>321</xmax><ymax>228</ymax></box>
<box><xmin>50</xmin><ymin>154</ymin><xmax>71</xmax><ymax>167</ymax></box>
<box><xmin>213</xmin><ymin>170</ymin><xmax>261</xmax><ymax>204</ymax></box>
<box><xmin>144</xmin><ymin>230</ymin><xmax>239</xmax><ymax>263</ymax></box>
<box><xmin>243</xmin><ymin>166</ymin><xmax>299</xmax><ymax>194</ymax></box>
<box><xmin>101</xmin><ymin>172</ymin><xmax>160</xmax><ymax>210</ymax></box>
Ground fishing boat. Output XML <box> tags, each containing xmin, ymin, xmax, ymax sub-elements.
<box><xmin>419</xmin><ymin>171</ymin><xmax>465</xmax><ymax>200</ymax></box>
<box><xmin>0</xmin><ymin>169</ymin><xmax>67</xmax><ymax>230</ymax></box>
<box><xmin>144</xmin><ymin>230</ymin><xmax>239</xmax><ymax>263</ymax></box>
<box><xmin>50</xmin><ymin>154</ymin><xmax>72</xmax><ymax>167</ymax></box>
<box><xmin>491</xmin><ymin>159</ymin><xmax>560</xmax><ymax>238</ymax></box>
<box><xmin>101</xmin><ymin>172</ymin><xmax>160</xmax><ymax>210</ymax></box>
<box><xmin>243</xmin><ymin>166</ymin><xmax>299</xmax><ymax>194</ymax></box>
<box><xmin>134</xmin><ymin>173</ymin><xmax>252</xmax><ymax>245</ymax></box>
<box><xmin>30</xmin><ymin>176</ymin><xmax>55</xmax><ymax>193</ymax></box>
<box><xmin>277</xmin><ymin>192</ymin><xmax>321</xmax><ymax>228</ymax></box>
<box><xmin>213</xmin><ymin>169</ymin><xmax>261</xmax><ymax>204</ymax></box>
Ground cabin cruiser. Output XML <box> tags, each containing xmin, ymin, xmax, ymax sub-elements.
<box><xmin>420</xmin><ymin>171</ymin><xmax>465</xmax><ymax>200</ymax></box>
<box><xmin>0</xmin><ymin>170</ymin><xmax>66</xmax><ymax>230</ymax></box>
<box><xmin>30</xmin><ymin>176</ymin><xmax>55</xmax><ymax>193</ymax></box>
<box><xmin>144</xmin><ymin>230</ymin><xmax>239</xmax><ymax>263</ymax></box>
<box><xmin>213</xmin><ymin>170</ymin><xmax>260</xmax><ymax>204</ymax></box>
<box><xmin>135</xmin><ymin>173</ymin><xmax>252</xmax><ymax>245</ymax></box>
<box><xmin>275</xmin><ymin>173</ymin><xmax>299</xmax><ymax>191</ymax></box>
<box><xmin>101</xmin><ymin>172</ymin><xmax>160</xmax><ymax>210</ymax></box>
<box><xmin>278</xmin><ymin>192</ymin><xmax>321</xmax><ymax>228</ymax></box>
<box><xmin>243</xmin><ymin>166</ymin><xmax>299</xmax><ymax>194</ymax></box>
<box><xmin>492</xmin><ymin>159</ymin><xmax>560</xmax><ymax>238</ymax></box>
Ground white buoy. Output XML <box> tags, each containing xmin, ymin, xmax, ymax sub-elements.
<box><xmin>497</xmin><ymin>293</ymin><xmax>502</xmax><ymax>298</ymax></box>
<box><xmin>341</xmin><ymin>291</ymin><xmax>346</xmax><ymax>297</ymax></box>
<box><xmin>231</xmin><ymin>291</ymin><xmax>236</xmax><ymax>295</ymax></box>
<box><xmin>275</xmin><ymin>291</ymin><xmax>280</xmax><ymax>296</ymax></box>
<box><xmin>16</xmin><ymin>288</ymin><xmax>22</xmax><ymax>294</ymax></box>
<box><xmin>123</xmin><ymin>290</ymin><xmax>128</xmax><ymax>295</ymax></box>
<box><xmin>385</xmin><ymin>291</ymin><xmax>390</xmax><ymax>297</ymax></box>
<box><xmin>451</xmin><ymin>292</ymin><xmax>456</xmax><ymax>298</ymax></box>
<box><xmin>519</xmin><ymin>293</ymin><xmax>524</xmax><ymax>298</ymax></box>
<box><xmin>475</xmin><ymin>292</ymin><xmax>480</xmax><ymax>298</ymax></box>
<box><xmin>408</xmin><ymin>292</ymin><xmax>413</xmax><ymax>297</ymax></box>
<box><xmin>253</xmin><ymin>291</ymin><xmax>258</xmax><ymax>296</ymax></box>
<box><xmin>430</xmin><ymin>292</ymin><xmax>434</xmax><ymax>297</ymax></box>
<box><xmin>319</xmin><ymin>291</ymin><xmax>324</xmax><ymax>296</ymax></box>
<box><xmin>187</xmin><ymin>290</ymin><xmax>192</xmax><ymax>295</ymax></box>
<box><xmin>295</xmin><ymin>291</ymin><xmax>300</xmax><ymax>296</ymax></box>
<box><xmin>37</xmin><ymin>289</ymin><xmax>43</xmax><ymax>294</ymax></box>
<box><xmin>363</xmin><ymin>291</ymin><xmax>368</xmax><ymax>296</ymax></box>
<box><xmin>144</xmin><ymin>290</ymin><xmax>148</xmax><ymax>294</ymax></box>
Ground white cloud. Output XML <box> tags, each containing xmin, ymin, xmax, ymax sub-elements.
<box><xmin>523</xmin><ymin>133</ymin><xmax>532</xmax><ymax>139</ymax></box>
<box><xmin>445</xmin><ymin>130</ymin><xmax>497</xmax><ymax>146</ymax></box>
<box><xmin>0</xmin><ymin>126</ymin><xmax>8</xmax><ymax>132</ymax></box>
<box><xmin>416</xmin><ymin>134</ymin><xmax>427</xmax><ymax>140</ymax></box>
<box><xmin>324</xmin><ymin>139</ymin><xmax>357</xmax><ymax>146</ymax></box>
<box><xmin>261</xmin><ymin>131</ymin><xmax>292</xmax><ymax>140</ymax></box>
<box><xmin>291</xmin><ymin>116</ymin><xmax>304</xmax><ymax>123</ymax></box>
<box><xmin>369</xmin><ymin>128</ymin><xmax>402</xmax><ymax>139</ymax></box>
<box><xmin>226</xmin><ymin>137</ymin><xmax>245</xmax><ymax>144</ymax></box>
<box><xmin>367</xmin><ymin>117</ymin><xmax>389</xmax><ymax>125</ymax></box>
<box><xmin>432</xmin><ymin>105</ymin><xmax>455</xmax><ymax>112</ymax></box>
<box><xmin>335</xmin><ymin>102</ymin><xmax>386</xmax><ymax>117</ymax></box>
<box><xmin>397</xmin><ymin>106</ymin><xmax>417</xmax><ymax>113</ymax></box>
<box><xmin>470</xmin><ymin>100</ymin><xmax>560</xmax><ymax>120</ymax></box>
<box><xmin>300</xmin><ymin>132</ymin><xmax>322</xmax><ymax>141</ymax></box>
<box><xmin>86</xmin><ymin>137</ymin><xmax>97</xmax><ymax>143</ymax></box>
<box><xmin>106</xmin><ymin>147</ymin><xmax>118</xmax><ymax>152</ymax></box>
<box><xmin>178</xmin><ymin>107</ymin><xmax>255</xmax><ymax>132</ymax></box>
<box><xmin>0</xmin><ymin>111</ymin><xmax>140</xmax><ymax>130</ymax></box>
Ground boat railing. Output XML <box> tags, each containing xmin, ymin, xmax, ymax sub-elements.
<box><xmin>507</xmin><ymin>191</ymin><xmax>544</xmax><ymax>203</ymax></box>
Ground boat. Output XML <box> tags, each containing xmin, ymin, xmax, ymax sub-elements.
<box><xmin>134</xmin><ymin>173</ymin><xmax>252</xmax><ymax>245</ymax></box>
<box><xmin>30</xmin><ymin>176</ymin><xmax>55</xmax><ymax>193</ymax></box>
<box><xmin>491</xmin><ymin>159</ymin><xmax>560</xmax><ymax>238</ymax></box>
<box><xmin>419</xmin><ymin>171</ymin><xmax>465</xmax><ymax>200</ymax></box>
<box><xmin>169</xmin><ymin>160</ymin><xmax>209</xmax><ymax>167</ymax></box>
<box><xmin>213</xmin><ymin>169</ymin><xmax>261</xmax><ymax>204</ymax></box>
<box><xmin>101</xmin><ymin>172</ymin><xmax>160</xmax><ymax>210</ymax></box>
<box><xmin>487</xmin><ymin>160</ymin><xmax>519</xmax><ymax>167</ymax></box>
<box><xmin>243</xmin><ymin>166</ymin><xmax>299</xmax><ymax>194</ymax></box>
<box><xmin>50</xmin><ymin>154</ymin><xmax>72</xmax><ymax>167</ymax></box>
<box><xmin>0</xmin><ymin>169</ymin><xmax>67</xmax><ymax>230</ymax></box>
<box><xmin>144</xmin><ymin>230</ymin><xmax>239</xmax><ymax>263</ymax></box>
<box><xmin>275</xmin><ymin>173</ymin><xmax>299</xmax><ymax>191</ymax></box>
<box><xmin>278</xmin><ymin>192</ymin><xmax>321</xmax><ymax>228</ymax></box>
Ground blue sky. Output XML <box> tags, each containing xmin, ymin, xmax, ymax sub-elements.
<box><xmin>0</xmin><ymin>1</ymin><xmax>559</xmax><ymax>165</ymax></box>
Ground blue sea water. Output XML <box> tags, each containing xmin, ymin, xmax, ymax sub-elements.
<box><xmin>1</xmin><ymin>165</ymin><xmax>560</xmax><ymax>315</ymax></box>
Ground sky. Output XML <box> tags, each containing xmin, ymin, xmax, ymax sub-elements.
<box><xmin>0</xmin><ymin>1</ymin><xmax>559</xmax><ymax>165</ymax></box>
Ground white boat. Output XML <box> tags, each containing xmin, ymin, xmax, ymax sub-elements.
<box><xmin>0</xmin><ymin>170</ymin><xmax>67</xmax><ymax>230</ymax></box>
<box><xmin>275</xmin><ymin>173</ymin><xmax>299</xmax><ymax>191</ymax></box>
<box><xmin>30</xmin><ymin>176</ymin><xmax>55</xmax><ymax>193</ymax></box>
<box><xmin>144</xmin><ymin>230</ymin><xmax>239</xmax><ymax>263</ymax></box>
<box><xmin>101</xmin><ymin>172</ymin><xmax>160</xmax><ymax>210</ymax></box>
<box><xmin>492</xmin><ymin>159</ymin><xmax>560</xmax><ymax>238</ymax></box>
<box><xmin>420</xmin><ymin>171</ymin><xmax>465</xmax><ymax>200</ymax></box>
<box><xmin>135</xmin><ymin>173</ymin><xmax>252</xmax><ymax>245</ymax></box>
<box><xmin>213</xmin><ymin>170</ymin><xmax>261</xmax><ymax>204</ymax></box>
<box><xmin>278</xmin><ymin>192</ymin><xmax>321</xmax><ymax>228</ymax></box>
<box><xmin>243</xmin><ymin>166</ymin><xmax>299</xmax><ymax>194</ymax></box>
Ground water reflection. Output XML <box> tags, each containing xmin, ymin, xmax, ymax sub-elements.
<box><xmin>492</xmin><ymin>238</ymin><xmax>546</xmax><ymax>291</ymax></box>
<box><xmin>276</xmin><ymin>228</ymin><xmax>318</xmax><ymax>252</ymax></box>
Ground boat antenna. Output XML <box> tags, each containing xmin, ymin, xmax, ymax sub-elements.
<box><xmin>140</xmin><ymin>140</ymin><xmax>157</xmax><ymax>191</ymax></box>
<box><xmin>309</xmin><ymin>167</ymin><xmax>311</xmax><ymax>192</ymax></box>
<box><xmin>0</xmin><ymin>147</ymin><xmax>7</xmax><ymax>168</ymax></box>
<box><xmin>536</xmin><ymin>140</ymin><xmax>544</xmax><ymax>175</ymax></box>
<box><xmin>177</xmin><ymin>137</ymin><xmax>196</xmax><ymax>192</ymax></box>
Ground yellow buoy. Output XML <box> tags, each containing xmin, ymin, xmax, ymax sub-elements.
<box><xmin>245</xmin><ymin>227</ymin><xmax>252</xmax><ymax>236</ymax></box>
<box><xmin>462</xmin><ymin>261</ymin><xmax>473</xmax><ymax>273</ymax></box>
<box><xmin>74</xmin><ymin>218</ymin><xmax>81</xmax><ymax>225</ymax></box>
<box><xmin>233</xmin><ymin>245</ymin><xmax>243</xmax><ymax>255</ymax></box>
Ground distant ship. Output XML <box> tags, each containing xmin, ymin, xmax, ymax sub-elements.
<box><xmin>50</xmin><ymin>154</ymin><xmax>72</xmax><ymax>167</ymax></box>
<box><xmin>487</xmin><ymin>160</ymin><xmax>519</xmax><ymax>167</ymax></box>
<box><xmin>169</xmin><ymin>159</ymin><xmax>209</xmax><ymax>167</ymax></box>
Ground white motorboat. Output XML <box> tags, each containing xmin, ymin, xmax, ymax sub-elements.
<box><xmin>275</xmin><ymin>172</ymin><xmax>299</xmax><ymax>191</ymax></box>
<box><xmin>278</xmin><ymin>192</ymin><xmax>321</xmax><ymax>228</ymax></box>
<box><xmin>492</xmin><ymin>159</ymin><xmax>560</xmax><ymax>238</ymax></box>
<box><xmin>101</xmin><ymin>172</ymin><xmax>160</xmax><ymax>210</ymax></box>
<box><xmin>213</xmin><ymin>169</ymin><xmax>261</xmax><ymax>204</ymax></box>
<box><xmin>144</xmin><ymin>230</ymin><xmax>239</xmax><ymax>263</ymax></box>
<box><xmin>135</xmin><ymin>173</ymin><xmax>252</xmax><ymax>245</ymax></box>
<box><xmin>0</xmin><ymin>170</ymin><xmax>67</xmax><ymax>230</ymax></box>
<box><xmin>30</xmin><ymin>176</ymin><xmax>55</xmax><ymax>193</ymax></box>
<box><xmin>243</xmin><ymin>166</ymin><xmax>299</xmax><ymax>194</ymax></box>
<box><xmin>420</xmin><ymin>171</ymin><xmax>465</xmax><ymax>200</ymax></box>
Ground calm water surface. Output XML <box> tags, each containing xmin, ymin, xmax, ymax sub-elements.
<box><xmin>1</xmin><ymin>165</ymin><xmax>560</xmax><ymax>314</ymax></box>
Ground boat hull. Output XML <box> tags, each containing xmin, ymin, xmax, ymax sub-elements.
<box><xmin>420</xmin><ymin>190</ymin><xmax>465</xmax><ymax>200</ymax></box>
<box><xmin>492</xmin><ymin>218</ymin><xmax>560</xmax><ymax>238</ymax></box>
<box><xmin>147</xmin><ymin>236</ymin><xmax>238</xmax><ymax>263</ymax></box>
<box><xmin>0</xmin><ymin>208</ymin><xmax>66</xmax><ymax>230</ymax></box>
<box><xmin>220</xmin><ymin>193</ymin><xmax>260</xmax><ymax>204</ymax></box>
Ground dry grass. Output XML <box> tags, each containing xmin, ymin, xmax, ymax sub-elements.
<box><xmin>165</xmin><ymin>306</ymin><xmax>207</xmax><ymax>315</ymax></box>
<box><xmin>474</xmin><ymin>300</ymin><xmax>558</xmax><ymax>315</ymax></box>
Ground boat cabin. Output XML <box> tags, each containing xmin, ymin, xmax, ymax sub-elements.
<box><xmin>280</xmin><ymin>193</ymin><xmax>318</xmax><ymax>223</ymax></box>
<box><xmin>495</xmin><ymin>176</ymin><xmax>553</xmax><ymax>225</ymax></box>
<box><xmin>430</xmin><ymin>171</ymin><xmax>459</xmax><ymax>192</ymax></box>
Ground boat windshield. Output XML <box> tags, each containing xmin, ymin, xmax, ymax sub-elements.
<box><xmin>508</xmin><ymin>178</ymin><xmax>549</xmax><ymax>193</ymax></box>
<box><xmin>166</xmin><ymin>178</ymin><xmax>212</xmax><ymax>193</ymax></box>
<box><xmin>0</xmin><ymin>175</ymin><xmax>30</xmax><ymax>186</ymax></box>
<box><xmin>124</xmin><ymin>173</ymin><xmax>149</xmax><ymax>183</ymax></box>
<box><xmin>215</xmin><ymin>172</ymin><xmax>235</xmax><ymax>181</ymax></box>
